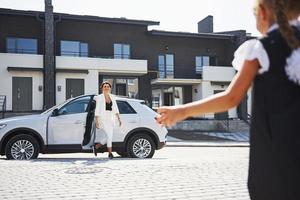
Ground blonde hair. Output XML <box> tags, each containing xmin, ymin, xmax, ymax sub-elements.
<box><xmin>259</xmin><ymin>0</ymin><xmax>300</xmax><ymax>50</ymax></box>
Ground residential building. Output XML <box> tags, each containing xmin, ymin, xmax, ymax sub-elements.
<box><xmin>0</xmin><ymin>0</ymin><xmax>251</xmax><ymax>119</ymax></box>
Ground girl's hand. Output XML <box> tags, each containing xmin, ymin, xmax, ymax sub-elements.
<box><xmin>156</xmin><ymin>105</ymin><xmax>187</xmax><ymax>127</ymax></box>
<box><xmin>118</xmin><ymin>120</ymin><xmax>122</xmax><ymax>127</ymax></box>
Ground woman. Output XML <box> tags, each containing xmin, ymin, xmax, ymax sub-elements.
<box><xmin>93</xmin><ymin>81</ymin><xmax>122</xmax><ymax>159</ymax></box>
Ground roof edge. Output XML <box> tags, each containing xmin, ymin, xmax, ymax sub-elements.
<box><xmin>0</xmin><ymin>8</ymin><xmax>160</xmax><ymax>26</ymax></box>
<box><xmin>148</xmin><ymin>30</ymin><xmax>234</xmax><ymax>40</ymax></box>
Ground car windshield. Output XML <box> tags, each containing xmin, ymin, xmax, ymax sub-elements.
<box><xmin>41</xmin><ymin>99</ymin><xmax>70</xmax><ymax>114</ymax></box>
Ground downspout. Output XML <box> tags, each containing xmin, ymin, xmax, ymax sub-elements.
<box><xmin>43</xmin><ymin>0</ymin><xmax>62</xmax><ymax>145</ymax></box>
<box><xmin>44</xmin><ymin>15</ymin><xmax>61</xmax><ymax>146</ymax></box>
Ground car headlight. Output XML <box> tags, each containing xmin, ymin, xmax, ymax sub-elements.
<box><xmin>0</xmin><ymin>124</ymin><xmax>7</xmax><ymax>129</ymax></box>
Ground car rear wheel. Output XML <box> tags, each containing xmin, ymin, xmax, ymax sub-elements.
<box><xmin>127</xmin><ymin>134</ymin><xmax>155</xmax><ymax>158</ymax></box>
<box><xmin>5</xmin><ymin>134</ymin><xmax>40</xmax><ymax>160</ymax></box>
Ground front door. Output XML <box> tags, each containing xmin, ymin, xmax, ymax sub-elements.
<box><xmin>164</xmin><ymin>92</ymin><xmax>173</xmax><ymax>106</ymax></box>
<box><xmin>66</xmin><ymin>79</ymin><xmax>84</xmax><ymax>99</ymax></box>
<box><xmin>48</xmin><ymin>96</ymin><xmax>92</xmax><ymax>145</ymax></box>
<box><xmin>12</xmin><ymin>77</ymin><xmax>32</xmax><ymax>112</ymax></box>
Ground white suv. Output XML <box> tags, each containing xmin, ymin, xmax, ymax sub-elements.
<box><xmin>0</xmin><ymin>95</ymin><xmax>168</xmax><ymax>160</ymax></box>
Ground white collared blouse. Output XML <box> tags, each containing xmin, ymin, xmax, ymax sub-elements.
<box><xmin>232</xmin><ymin>19</ymin><xmax>300</xmax><ymax>85</ymax></box>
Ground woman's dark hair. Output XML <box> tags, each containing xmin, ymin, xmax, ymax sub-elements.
<box><xmin>100</xmin><ymin>81</ymin><xmax>112</xmax><ymax>89</ymax></box>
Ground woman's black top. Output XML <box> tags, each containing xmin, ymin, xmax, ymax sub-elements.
<box><xmin>105</xmin><ymin>101</ymin><xmax>112</xmax><ymax>111</ymax></box>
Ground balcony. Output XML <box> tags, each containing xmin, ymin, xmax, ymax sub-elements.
<box><xmin>0</xmin><ymin>53</ymin><xmax>43</xmax><ymax>69</ymax></box>
<box><xmin>202</xmin><ymin>66</ymin><xmax>236</xmax><ymax>82</ymax></box>
<box><xmin>151</xmin><ymin>66</ymin><xmax>201</xmax><ymax>86</ymax></box>
<box><xmin>56</xmin><ymin>55</ymin><xmax>148</xmax><ymax>76</ymax></box>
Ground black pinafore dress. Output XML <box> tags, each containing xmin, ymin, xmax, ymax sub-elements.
<box><xmin>247</xmin><ymin>27</ymin><xmax>300</xmax><ymax>200</ymax></box>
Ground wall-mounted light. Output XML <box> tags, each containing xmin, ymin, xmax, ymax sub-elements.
<box><xmin>165</xmin><ymin>45</ymin><xmax>169</xmax><ymax>51</ymax></box>
<box><xmin>38</xmin><ymin>85</ymin><xmax>43</xmax><ymax>92</ymax></box>
<box><xmin>57</xmin><ymin>85</ymin><xmax>62</xmax><ymax>92</ymax></box>
<box><xmin>194</xmin><ymin>88</ymin><xmax>198</xmax><ymax>93</ymax></box>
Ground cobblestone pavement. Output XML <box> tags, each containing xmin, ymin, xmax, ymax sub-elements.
<box><xmin>168</xmin><ymin>130</ymin><xmax>249</xmax><ymax>142</ymax></box>
<box><xmin>0</xmin><ymin>147</ymin><xmax>250</xmax><ymax>200</ymax></box>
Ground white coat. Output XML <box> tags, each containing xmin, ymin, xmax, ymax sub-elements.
<box><xmin>94</xmin><ymin>93</ymin><xmax>119</xmax><ymax>147</ymax></box>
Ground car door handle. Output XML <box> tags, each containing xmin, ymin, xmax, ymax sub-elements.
<box><xmin>74</xmin><ymin>120</ymin><xmax>84</xmax><ymax>124</ymax></box>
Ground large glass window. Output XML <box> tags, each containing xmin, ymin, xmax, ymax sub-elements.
<box><xmin>158</xmin><ymin>54</ymin><xmax>174</xmax><ymax>78</ymax></box>
<box><xmin>6</xmin><ymin>38</ymin><xmax>38</xmax><ymax>54</ymax></box>
<box><xmin>114</xmin><ymin>44</ymin><xmax>130</xmax><ymax>59</ymax></box>
<box><xmin>60</xmin><ymin>41</ymin><xmax>88</xmax><ymax>57</ymax></box>
<box><xmin>196</xmin><ymin>56</ymin><xmax>210</xmax><ymax>74</ymax></box>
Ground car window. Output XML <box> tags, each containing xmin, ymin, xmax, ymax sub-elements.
<box><xmin>58</xmin><ymin>96</ymin><xmax>91</xmax><ymax>115</ymax></box>
<box><xmin>117</xmin><ymin>100</ymin><xmax>136</xmax><ymax>114</ymax></box>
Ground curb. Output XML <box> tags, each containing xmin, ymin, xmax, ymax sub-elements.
<box><xmin>166</xmin><ymin>141</ymin><xmax>250</xmax><ymax>148</ymax></box>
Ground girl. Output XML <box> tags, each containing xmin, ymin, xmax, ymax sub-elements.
<box><xmin>156</xmin><ymin>0</ymin><xmax>300</xmax><ymax>199</ymax></box>
<box><xmin>93</xmin><ymin>82</ymin><xmax>122</xmax><ymax>159</ymax></box>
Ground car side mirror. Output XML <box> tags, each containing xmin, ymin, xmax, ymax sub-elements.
<box><xmin>52</xmin><ymin>108</ymin><xmax>59</xmax><ymax>116</ymax></box>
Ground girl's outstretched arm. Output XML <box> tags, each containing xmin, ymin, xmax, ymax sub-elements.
<box><xmin>156</xmin><ymin>60</ymin><xmax>259</xmax><ymax>126</ymax></box>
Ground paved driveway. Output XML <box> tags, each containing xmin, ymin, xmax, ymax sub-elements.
<box><xmin>0</xmin><ymin>147</ymin><xmax>250</xmax><ymax>200</ymax></box>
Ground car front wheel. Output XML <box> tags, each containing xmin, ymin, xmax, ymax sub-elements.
<box><xmin>127</xmin><ymin>134</ymin><xmax>155</xmax><ymax>158</ymax></box>
<box><xmin>5</xmin><ymin>134</ymin><xmax>40</xmax><ymax>160</ymax></box>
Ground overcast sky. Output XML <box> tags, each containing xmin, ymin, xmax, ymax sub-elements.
<box><xmin>0</xmin><ymin>0</ymin><xmax>260</xmax><ymax>36</ymax></box>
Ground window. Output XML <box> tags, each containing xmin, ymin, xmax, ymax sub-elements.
<box><xmin>158</xmin><ymin>55</ymin><xmax>165</xmax><ymax>78</ymax></box>
<box><xmin>152</xmin><ymin>89</ymin><xmax>161</xmax><ymax>109</ymax></box>
<box><xmin>58</xmin><ymin>96</ymin><xmax>91</xmax><ymax>115</ymax></box>
<box><xmin>152</xmin><ymin>96</ymin><xmax>160</xmax><ymax>108</ymax></box>
<box><xmin>61</xmin><ymin>41</ymin><xmax>88</xmax><ymax>57</ymax></box>
<box><xmin>196</xmin><ymin>56</ymin><xmax>210</xmax><ymax>74</ymax></box>
<box><xmin>174</xmin><ymin>87</ymin><xmax>183</xmax><ymax>105</ymax></box>
<box><xmin>114</xmin><ymin>44</ymin><xmax>130</xmax><ymax>59</ymax></box>
<box><xmin>6</xmin><ymin>38</ymin><xmax>38</xmax><ymax>54</ymax></box>
<box><xmin>117</xmin><ymin>100</ymin><xmax>136</xmax><ymax>114</ymax></box>
<box><xmin>166</xmin><ymin>54</ymin><xmax>174</xmax><ymax>78</ymax></box>
<box><xmin>158</xmin><ymin>54</ymin><xmax>174</xmax><ymax>78</ymax></box>
<box><xmin>128</xmin><ymin>79</ymin><xmax>134</xmax><ymax>86</ymax></box>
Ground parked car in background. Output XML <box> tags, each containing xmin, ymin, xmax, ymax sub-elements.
<box><xmin>0</xmin><ymin>95</ymin><xmax>168</xmax><ymax>160</ymax></box>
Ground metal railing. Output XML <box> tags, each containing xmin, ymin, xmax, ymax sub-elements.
<box><xmin>60</xmin><ymin>51</ymin><xmax>88</xmax><ymax>57</ymax></box>
<box><xmin>0</xmin><ymin>95</ymin><xmax>6</xmax><ymax>119</ymax></box>
<box><xmin>6</xmin><ymin>48</ymin><xmax>37</xmax><ymax>54</ymax></box>
<box><xmin>6</xmin><ymin>49</ymin><xmax>146</xmax><ymax>60</ymax></box>
<box><xmin>61</xmin><ymin>51</ymin><xmax>134</xmax><ymax>59</ymax></box>
<box><xmin>222</xmin><ymin>118</ymin><xmax>230</xmax><ymax>132</ymax></box>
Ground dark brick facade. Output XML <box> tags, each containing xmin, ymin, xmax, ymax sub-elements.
<box><xmin>0</xmin><ymin>7</ymin><xmax>247</xmax><ymax>112</ymax></box>
<box><xmin>0</xmin><ymin>13</ymin><xmax>44</xmax><ymax>54</ymax></box>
